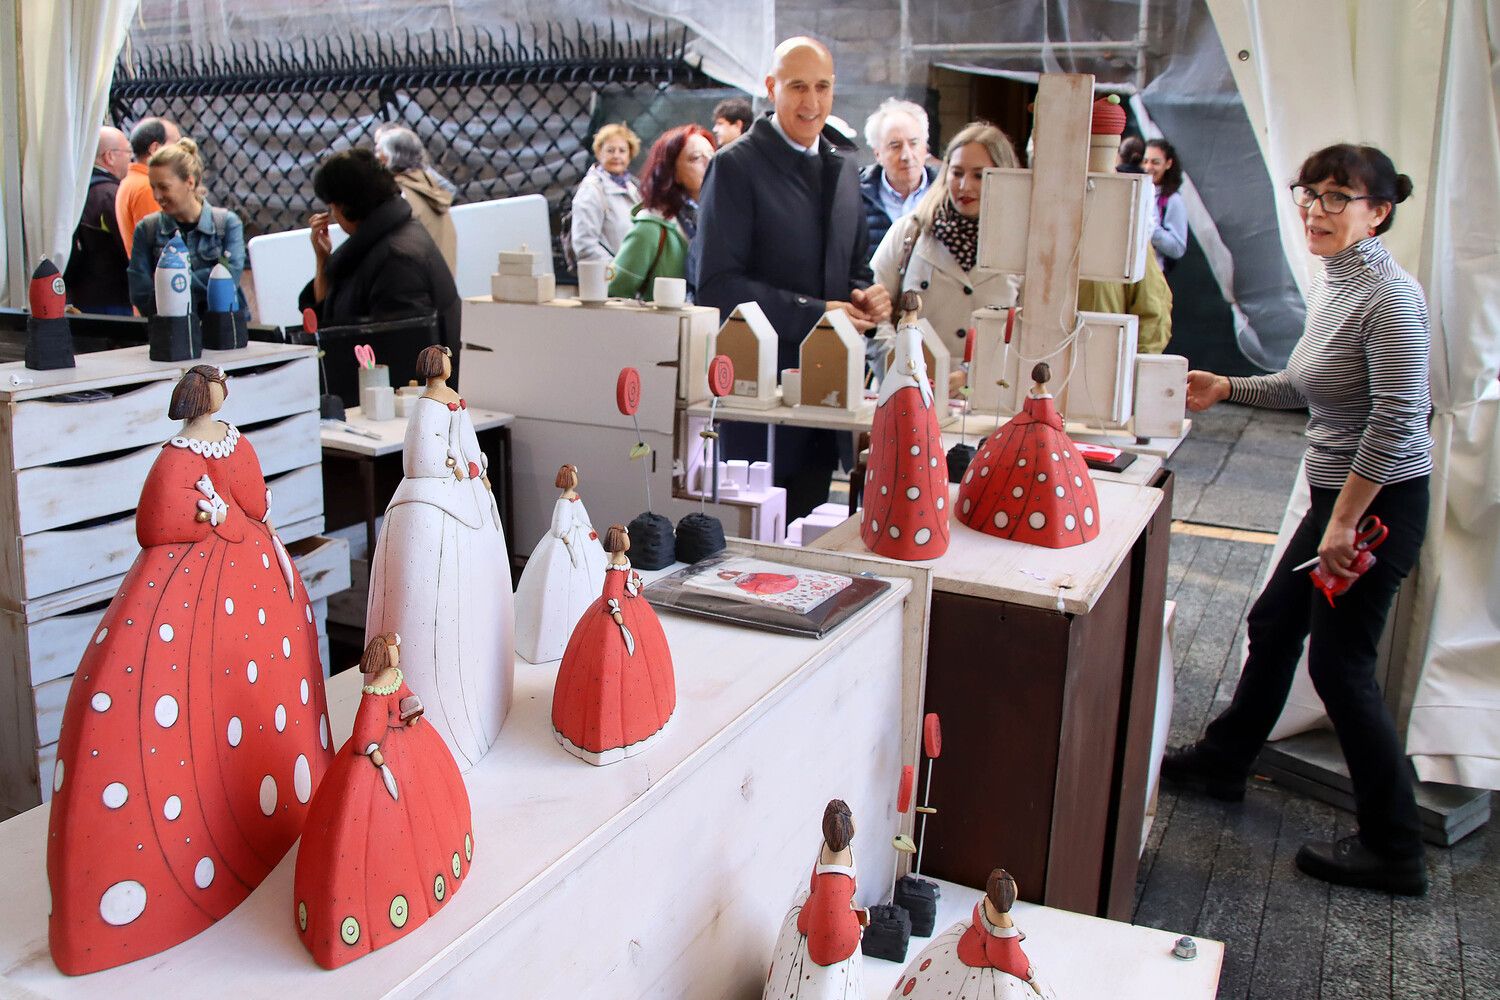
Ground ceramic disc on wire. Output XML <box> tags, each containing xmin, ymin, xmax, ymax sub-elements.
<box><xmin>923</xmin><ymin>713</ymin><xmax>942</xmax><ymax>758</ymax></box>
<box><xmin>897</xmin><ymin>764</ymin><xmax>915</xmax><ymax>813</ymax></box>
<box><xmin>616</xmin><ymin>367</ymin><xmax>641</xmax><ymax>415</ymax></box>
<box><xmin>708</xmin><ymin>355</ymin><xmax>734</xmax><ymax>398</ymax></box>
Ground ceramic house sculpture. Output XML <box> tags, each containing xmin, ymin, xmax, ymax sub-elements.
<box><xmin>711</xmin><ymin>302</ymin><xmax>779</xmax><ymax>409</ymax></box>
<box><xmin>293</xmin><ymin>634</ymin><xmax>473</xmax><ymax>970</ymax></box>
<box><xmin>366</xmin><ymin>345</ymin><xmax>515</xmax><ymax>771</ymax></box>
<box><xmin>25</xmin><ymin>257</ymin><xmax>75</xmax><ymax>370</ymax></box>
<box><xmin>861</xmin><ymin>296</ymin><xmax>951</xmax><ymax>561</ymax></box>
<box><xmin>147</xmin><ymin>234</ymin><xmax>201</xmax><ymax>362</ymax></box>
<box><xmin>797</xmin><ymin>310</ymin><xmax>864</xmax><ymax>414</ymax></box>
<box><xmin>513</xmin><ymin>463</ymin><xmax>608</xmax><ymax>664</ymax></box>
<box><xmin>763</xmin><ymin>799</ymin><xmax>868</xmax><ymax>1000</ymax></box>
<box><xmin>491</xmin><ymin>244</ymin><xmax>556</xmax><ymax>303</ymax></box>
<box><xmin>887</xmin><ymin>869</ymin><xmax>1057</xmax><ymax>1000</ymax></box>
<box><xmin>45</xmin><ymin>365</ymin><xmax>333</xmax><ymax>975</ymax></box>
<box><xmin>203</xmin><ymin>261</ymin><xmax>247</xmax><ymax>350</ymax></box>
<box><xmin>882</xmin><ymin>318</ymin><xmax>951</xmax><ymax>404</ymax></box>
<box><xmin>551</xmin><ymin>525</ymin><xmax>676</xmax><ymax>765</ymax></box>
<box><xmin>955</xmin><ymin>362</ymin><xmax>1101</xmax><ymax>548</ymax></box>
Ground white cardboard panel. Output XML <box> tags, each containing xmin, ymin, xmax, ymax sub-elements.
<box><xmin>976</xmin><ymin>168</ymin><xmax>1155</xmax><ymax>283</ymax></box>
<box><xmin>969</xmin><ymin>310</ymin><xmax>1139</xmax><ymax>425</ymax></box>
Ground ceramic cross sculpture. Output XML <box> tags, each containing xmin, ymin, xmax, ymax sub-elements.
<box><xmin>293</xmin><ymin>633</ymin><xmax>473</xmax><ymax>969</ymax></box>
<box><xmin>888</xmin><ymin>868</ymin><xmax>1058</xmax><ymax>1000</ymax></box>
<box><xmin>955</xmin><ymin>362</ymin><xmax>1101</xmax><ymax>548</ymax></box>
<box><xmin>551</xmin><ymin>525</ymin><xmax>676</xmax><ymax>765</ymax></box>
<box><xmin>763</xmin><ymin>798</ymin><xmax>870</xmax><ymax>999</ymax></box>
<box><xmin>860</xmin><ymin>292</ymin><xmax>951</xmax><ymax>561</ymax></box>
<box><xmin>365</xmin><ymin>345</ymin><xmax>514</xmax><ymax>771</ymax></box>
<box><xmin>513</xmin><ymin>463</ymin><xmax>608</xmax><ymax>663</ymax></box>
<box><xmin>45</xmin><ymin>364</ymin><xmax>333</xmax><ymax>975</ymax></box>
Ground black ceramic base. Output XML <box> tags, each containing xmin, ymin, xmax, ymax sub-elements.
<box><xmin>863</xmin><ymin>903</ymin><xmax>913</xmax><ymax>962</ymax></box>
<box><xmin>319</xmin><ymin>394</ymin><xmax>346</xmax><ymax>420</ymax></box>
<box><xmin>946</xmin><ymin>443</ymin><xmax>976</xmax><ymax>484</ymax></box>
<box><xmin>627</xmin><ymin>511</ymin><xmax>676</xmax><ymax>570</ymax></box>
<box><xmin>893</xmin><ymin>875</ymin><xmax>941</xmax><ymax>937</ymax></box>
<box><xmin>24</xmin><ymin>317</ymin><xmax>75</xmax><ymax>371</ymax></box>
<box><xmin>202</xmin><ymin>311</ymin><xmax>247</xmax><ymax>351</ymax></box>
<box><xmin>675</xmin><ymin>512</ymin><xmax>726</xmax><ymax>564</ymax></box>
<box><xmin>147</xmin><ymin>313</ymin><xmax>202</xmax><ymax>362</ymax></box>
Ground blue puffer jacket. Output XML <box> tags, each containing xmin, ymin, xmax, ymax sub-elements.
<box><xmin>858</xmin><ymin>163</ymin><xmax>938</xmax><ymax>265</ymax></box>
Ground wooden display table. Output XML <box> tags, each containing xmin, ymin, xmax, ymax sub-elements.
<box><xmin>815</xmin><ymin>476</ymin><xmax>1173</xmax><ymax>919</ymax></box>
<box><xmin>0</xmin><ymin>541</ymin><xmax>934</xmax><ymax>998</ymax></box>
<box><xmin>862</xmin><ymin>879</ymin><xmax>1223</xmax><ymax>998</ymax></box>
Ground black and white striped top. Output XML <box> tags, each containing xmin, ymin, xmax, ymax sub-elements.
<box><xmin>1228</xmin><ymin>237</ymin><xmax>1432</xmax><ymax>489</ymax></box>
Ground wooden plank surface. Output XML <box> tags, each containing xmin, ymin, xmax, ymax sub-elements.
<box><xmin>0</xmin><ymin>341</ymin><xmax>315</xmax><ymax>403</ymax></box>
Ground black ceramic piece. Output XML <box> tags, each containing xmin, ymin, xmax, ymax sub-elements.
<box><xmin>863</xmin><ymin>903</ymin><xmax>912</xmax><ymax>961</ymax></box>
<box><xmin>893</xmin><ymin>874</ymin><xmax>941</xmax><ymax>937</ymax></box>
<box><xmin>674</xmin><ymin>512</ymin><xmax>726</xmax><ymax>564</ymax></box>
<box><xmin>24</xmin><ymin>316</ymin><xmax>76</xmax><ymax>371</ymax></box>
<box><xmin>627</xmin><ymin>511</ymin><xmax>676</xmax><ymax>570</ymax></box>
<box><xmin>945</xmin><ymin>442</ymin><xmax>975</xmax><ymax>484</ymax></box>
<box><xmin>147</xmin><ymin>313</ymin><xmax>202</xmax><ymax>362</ymax></box>
<box><xmin>202</xmin><ymin>311</ymin><xmax>247</xmax><ymax>351</ymax></box>
<box><xmin>319</xmin><ymin>394</ymin><xmax>346</xmax><ymax>421</ymax></box>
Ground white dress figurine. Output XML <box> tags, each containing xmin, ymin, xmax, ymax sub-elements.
<box><xmin>513</xmin><ymin>464</ymin><xmax>608</xmax><ymax>663</ymax></box>
<box><xmin>764</xmin><ymin>800</ymin><xmax>868</xmax><ymax>1000</ymax></box>
<box><xmin>366</xmin><ymin>345</ymin><xmax>514</xmax><ymax>770</ymax></box>
<box><xmin>888</xmin><ymin>868</ymin><xmax>1057</xmax><ymax>1000</ymax></box>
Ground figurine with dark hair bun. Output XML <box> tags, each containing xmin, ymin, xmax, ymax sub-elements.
<box><xmin>514</xmin><ymin>463</ymin><xmax>607</xmax><ymax>663</ymax></box>
<box><xmin>46</xmin><ymin>365</ymin><xmax>332</xmax><ymax>975</ymax></box>
<box><xmin>366</xmin><ymin>345</ymin><xmax>514</xmax><ymax>771</ymax></box>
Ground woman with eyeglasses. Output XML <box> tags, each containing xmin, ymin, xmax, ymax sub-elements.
<box><xmin>1141</xmin><ymin>138</ymin><xmax>1187</xmax><ymax>272</ymax></box>
<box><xmin>1164</xmin><ymin>144</ymin><xmax>1432</xmax><ymax>897</ymax></box>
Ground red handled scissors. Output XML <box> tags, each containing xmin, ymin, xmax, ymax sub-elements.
<box><xmin>1306</xmin><ymin>515</ymin><xmax>1388</xmax><ymax>605</ymax></box>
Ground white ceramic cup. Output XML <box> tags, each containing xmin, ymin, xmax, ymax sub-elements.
<box><xmin>653</xmin><ymin>276</ymin><xmax>687</xmax><ymax>308</ymax></box>
<box><xmin>361</xmin><ymin>385</ymin><xmax>396</xmax><ymax>421</ymax></box>
<box><xmin>577</xmin><ymin>261</ymin><xmax>614</xmax><ymax>302</ymax></box>
<box><xmin>393</xmin><ymin>385</ymin><xmax>422</xmax><ymax>417</ymax></box>
<box><xmin>780</xmin><ymin>368</ymin><xmax>801</xmax><ymax>407</ymax></box>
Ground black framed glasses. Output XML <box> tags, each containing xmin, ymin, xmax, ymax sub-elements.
<box><xmin>1290</xmin><ymin>185</ymin><xmax>1381</xmax><ymax>214</ymax></box>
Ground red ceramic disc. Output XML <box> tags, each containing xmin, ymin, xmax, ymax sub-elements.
<box><xmin>616</xmin><ymin>367</ymin><xmax>641</xmax><ymax>415</ymax></box>
<box><xmin>708</xmin><ymin>354</ymin><xmax>734</xmax><ymax>398</ymax></box>
<box><xmin>301</xmin><ymin>307</ymin><xmax>319</xmax><ymax>334</ymax></box>
<box><xmin>897</xmin><ymin>764</ymin><xmax>915</xmax><ymax>813</ymax></box>
<box><xmin>923</xmin><ymin>713</ymin><xmax>942</xmax><ymax>759</ymax></box>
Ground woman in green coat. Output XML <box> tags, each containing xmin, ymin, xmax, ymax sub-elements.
<box><xmin>609</xmin><ymin>124</ymin><xmax>716</xmax><ymax>301</ymax></box>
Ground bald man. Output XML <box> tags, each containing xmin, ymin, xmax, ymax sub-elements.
<box><xmin>64</xmin><ymin>125</ymin><xmax>134</xmax><ymax>313</ymax></box>
<box><xmin>116</xmin><ymin>116</ymin><xmax>180</xmax><ymax>258</ymax></box>
<box><xmin>690</xmin><ymin>37</ymin><xmax>891</xmax><ymax>521</ymax></box>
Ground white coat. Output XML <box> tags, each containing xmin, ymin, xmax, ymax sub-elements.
<box><xmin>569</xmin><ymin>165</ymin><xmax>640</xmax><ymax>262</ymax></box>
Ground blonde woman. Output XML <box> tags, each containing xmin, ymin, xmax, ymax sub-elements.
<box><xmin>869</xmin><ymin>122</ymin><xmax>1021</xmax><ymax>363</ymax></box>
<box><xmin>569</xmin><ymin>122</ymin><xmax>642</xmax><ymax>263</ymax></box>
<box><xmin>126</xmin><ymin>136</ymin><xmax>247</xmax><ymax>320</ymax></box>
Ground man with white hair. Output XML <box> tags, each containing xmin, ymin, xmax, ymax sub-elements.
<box><xmin>858</xmin><ymin>98</ymin><xmax>936</xmax><ymax>259</ymax></box>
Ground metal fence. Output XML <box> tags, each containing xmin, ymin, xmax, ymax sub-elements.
<box><xmin>108</xmin><ymin>24</ymin><xmax>725</xmax><ymax>269</ymax></box>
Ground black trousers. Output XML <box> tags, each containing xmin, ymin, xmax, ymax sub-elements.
<box><xmin>1203</xmin><ymin>475</ymin><xmax>1430</xmax><ymax>859</ymax></box>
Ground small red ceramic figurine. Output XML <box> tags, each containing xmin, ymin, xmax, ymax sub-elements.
<box><xmin>551</xmin><ymin>525</ymin><xmax>676</xmax><ymax>765</ymax></box>
<box><xmin>293</xmin><ymin>633</ymin><xmax>473</xmax><ymax>970</ymax></box>
<box><xmin>955</xmin><ymin>361</ymin><xmax>1101</xmax><ymax>548</ymax></box>
<box><xmin>861</xmin><ymin>292</ymin><xmax>951</xmax><ymax>560</ymax></box>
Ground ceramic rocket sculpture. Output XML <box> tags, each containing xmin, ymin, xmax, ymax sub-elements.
<box><xmin>24</xmin><ymin>257</ymin><xmax>75</xmax><ymax>370</ymax></box>
<box><xmin>147</xmin><ymin>235</ymin><xmax>202</xmax><ymax>362</ymax></box>
<box><xmin>203</xmin><ymin>260</ymin><xmax>246</xmax><ymax>351</ymax></box>
<box><xmin>955</xmin><ymin>362</ymin><xmax>1101</xmax><ymax>548</ymax></box>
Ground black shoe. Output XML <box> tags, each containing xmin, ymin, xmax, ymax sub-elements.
<box><xmin>1160</xmin><ymin>743</ymin><xmax>1247</xmax><ymax>802</ymax></box>
<box><xmin>1295</xmin><ymin>836</ymin><xmax>1427</xmax><ymax>896</ymax></box>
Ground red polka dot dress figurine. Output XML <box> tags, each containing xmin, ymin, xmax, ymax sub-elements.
<box><xmin>551</xmin><ymin>525</ymin><xmax>676</xmax><ymax>765</ymax></box>
<box><xmin>860</xmin><ymin>292</ymin><xmax>951</xmax><ymax>560</ymax></box>
<box><xmin>955</xmin><ymin>362</ymin><xmax>1101</xmax><ymax>548</ymax></box>
<box><xmin>887</xmin><ymin>869</ymin><xmax>1056</xmax><ymax>1000</ymax></box>
<box><xmin>46</xmin><ymin>365</ymin><xmax>333</xmax><ymax>976</ymax></box>
<box><xmin>293</xmin><ymin>634</ymin><xmax>473</xmax><ymax>969</ymax></box>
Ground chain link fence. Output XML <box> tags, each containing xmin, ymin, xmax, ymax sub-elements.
<box><xmin>108</xmin><ymin>24</ymin><xmax>731</xmax><ymax>271</ymax></box>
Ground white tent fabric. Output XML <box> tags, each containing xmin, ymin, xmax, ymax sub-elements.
<box><xmin>1210</xmin><ymin>0</ymin><xmax>1500</xmax><ymax>789</ymax></box>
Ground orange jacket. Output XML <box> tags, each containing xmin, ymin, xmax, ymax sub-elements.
<box><xmin>115</xmin><ymin>163</ymin><xmax>159</xmax><ymax>258</ymax></box>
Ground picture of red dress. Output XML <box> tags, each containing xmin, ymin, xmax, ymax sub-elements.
<box><xmin>293</xmin><ymin>634</ymin><xmax>472</xmax><ymax>969</ymax></box>
<box><xmin>552</xmin><ymin>525</ymin><xmax>676</xmax><ymax>766</ymax></box>
<box><xmin>721</xmin><ymin>569</ymin><xmax>798</xmax><ymax>595</ymax></box>
<box><xmin>46</xmin><ymin>366</ymin><xmax>332</xmax><ymax>976</ymax></box>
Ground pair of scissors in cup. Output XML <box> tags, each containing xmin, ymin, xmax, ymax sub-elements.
<box><xmin>354</xmin><ymin>344</ymin><xmax>376</xmax><ymax>369</ymax></box>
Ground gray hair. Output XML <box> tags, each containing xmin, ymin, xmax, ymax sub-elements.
<box><xmin>373</xmin><ymin>124</ymin><xmax>430</xmax><ymax>174</ymax></box>
<box><xmin>863</xmin><ymin>98</ymin><xmax>929</xmax><ymax>152</ymax></box>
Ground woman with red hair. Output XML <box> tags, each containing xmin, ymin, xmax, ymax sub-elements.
<box><xmin>608</xmin><ymin>124</ymin><xmax>715</xmax><ymax>301</ymax></box>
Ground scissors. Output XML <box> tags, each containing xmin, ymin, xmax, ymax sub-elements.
<box><xmin>1302</xmin><ymin>515</ymin><xmax>1389</xmax><ymax>605</ymax></box>
<box><xmin>1291</xmin><ymin>514</ymin><xmax>1388</xmax><ymax>574</ymax></box>
<box><xmin>354</xmin><ymin>344</ymin><xmax>376</xmax><ymax>370</ymax></box>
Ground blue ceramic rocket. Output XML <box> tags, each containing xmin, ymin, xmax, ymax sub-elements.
<box><xmin>153</xmin><ymin>235</ymin><xmax>191</xmax><ymax>318</ymax></box>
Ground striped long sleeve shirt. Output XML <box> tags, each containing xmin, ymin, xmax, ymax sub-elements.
<box><xmin>1228</xmin><ymin>237</ymin><xmax>1432</xmax><ymax>489</ymax></box>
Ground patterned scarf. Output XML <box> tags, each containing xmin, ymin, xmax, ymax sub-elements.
<box><xmin>930</xmin><ymin>200</ymin><xmax>980</xmax><ymax>272</ymax></box>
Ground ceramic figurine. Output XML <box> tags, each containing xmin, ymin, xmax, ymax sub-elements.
<box><xmin>797</xmin><ymin>310</ymin><xmax>865</xmax><ymax>413</ymax></box>
<box><xmin>293</xmin><ymin>633</ymin><xmax>473</xmax><ymax>970</ymax></box>
<box><xmin>888</xmin><ymin>869</ymin><xmax>1057</xmax><ymax>1000</ymax></box>
<box><xmin>203</xmin><ymin>260</ymin><xmax>247</xmax><ymax>350</ymax></box>
<box><xmin>45</xmin><ymin>365</ymin><xmax>332</xmax><ymax>975</ymax></box>
<box><xmin>366</xmin><ymin>345</ymin><xmax>514</xmax><ymax>771</ymax></box>
<box><xmin>763</xmin><ymin>799</ymin><xmax>868</xmax><ymax>1000</ymax></box>
<box><xmin>955</xmin><ymin>362</ymin><xmax>1101</xmax><ymax>548</ymax></box>
<box><xmin>25</xmin><ymin>257</ymin><xmax>75</xmax><ymax>370</ymax></box>
<box><xmin>147</xmin><ymin>235</ymin><xmax>201</xmax><ymax>361</ymax></box>
<box><xmin>551</xmin><ymin>525</ymin><xmax>675</xmax><ymax>765</ymax></box>
<box><xmin>513</xmin><ymin>464</ymin><xmax>608</xmax><ymax>664</ymax></box>
<box><xmin>860</xmin><ymin>293</ymin><xmax>950</xmax><ymax>561</ymax></box>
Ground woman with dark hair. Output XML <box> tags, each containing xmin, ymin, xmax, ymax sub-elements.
<box><xmin>1165</xmin><ymin>143</ymin><xmax>1433</xmax><ymax>896</ymax></box>
<box><xmin>297</xmin><ymin>148</ymin><xmax>461</xmax><ymax>362</ymax></box>
<box><xmin>1116</xmin><ymin>134</ymin><xmax>1146</xmax><ymax>173</ymax></box>
<box><xmin>608</xmin><ymin>124</ymin><xmax>716</xmax><ymax>301</ymax></box>
<box><xmin>1142</xmin><ymin>138</ymin><xmax>1187</xmax><ymax>270</ymax></box>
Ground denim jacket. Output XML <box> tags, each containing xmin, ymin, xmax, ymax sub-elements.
<box><xmin>127</xmin><ymin>202</ymin><xmax>247</xmax><ymax>319</ymax></box>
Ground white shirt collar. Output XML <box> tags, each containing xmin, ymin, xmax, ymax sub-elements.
<box><xmin>769</xmin><ymin>114</ymin><xmax>821</xmax><ymax>157</ymax></box>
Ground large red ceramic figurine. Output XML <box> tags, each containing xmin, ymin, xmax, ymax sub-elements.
<box><xmin>763</xmin><ymin>799</ymin><xmax>868</xmax><ymax>999</ymax></box>
<box><xmin>46</xmin><ymin>365</ymin><xmax>332</xmax><ymax>975</ymax></box>
<box><xmin>860</xmin><ymin>292</ymin><xmax>950</xmax><ymax>560</ymax></box>
<box><xmin>293</xmin><ymin>633</ymin><xmax>473</xmax><ymax>969</ymax></box>
<box><xmin>955</xmin><ymin>362</ymin><xmax>1101</xmax><ymax>548</ymax></box>
<box><xmin>551</xmin><ymin>524</ymin><xmax>676</xmax><ymax>765</ymax></box>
